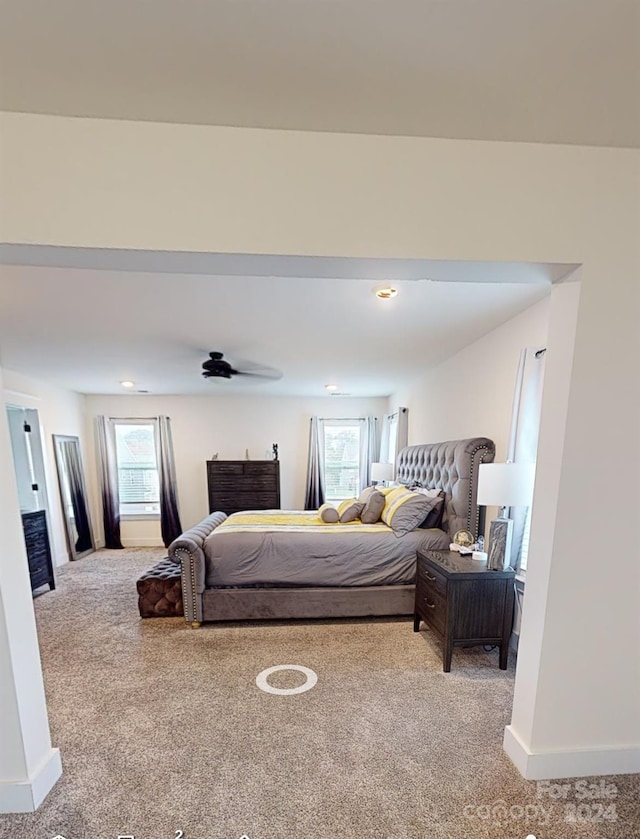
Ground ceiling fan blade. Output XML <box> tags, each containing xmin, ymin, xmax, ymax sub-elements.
<box><xmin>235</xmin><ymin>369</ymin><xmax>283</xmax><ymax>380</ymax></box>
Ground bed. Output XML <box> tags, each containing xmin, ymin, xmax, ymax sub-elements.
<box><xmin>168</xmin><ymin>437</ymin><xmax>495</xmax><ymax>625</ymax></box>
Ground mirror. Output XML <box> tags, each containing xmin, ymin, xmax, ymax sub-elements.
<box><xmin>53</xmin><ymin>435</ymin><xmax>95</xmax><ymax>560</ymax></box>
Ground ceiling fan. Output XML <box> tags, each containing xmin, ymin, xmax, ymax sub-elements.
<box><xmin>201</xmin><ymin>351</ymin><xmax>282</xmax><ymax>381</ymax></box>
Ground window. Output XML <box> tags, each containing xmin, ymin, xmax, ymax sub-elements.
<box><xmin>323</xmin><ymin>422</ymin><xmax>362</xmax><ymax>501</ymax></box>
<box><xmin>114</xmin><ymin>422</ymin><xmax>160</xmax><ymax>516</ymax></box>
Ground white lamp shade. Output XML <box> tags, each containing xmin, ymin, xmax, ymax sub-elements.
<box><xmin>477</xmin><ymin>462</ymin><xmax>535</xmax><ymax>507</ymax></box>
<box><xmin>371</xmin><ymin>462</ymin><xmax>394</xmax><ymax>482</ymax></box>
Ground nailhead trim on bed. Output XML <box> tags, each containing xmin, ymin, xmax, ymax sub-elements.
<box><xmin>169</xmin><ymin>511</ymin><xmax>228</xmax><ymax>623</ymax></box>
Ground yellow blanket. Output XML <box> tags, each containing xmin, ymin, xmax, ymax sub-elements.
<box><xmin>216</xmin><ymin>510</ymin><xmax>388</xmax><ymax>534</ymax></box>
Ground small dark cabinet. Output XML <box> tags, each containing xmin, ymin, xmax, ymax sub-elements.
<box><xmin>207</xmin><ymin>460</ymin><xmax>281</xmax><ymax>515</ymax></box>
<box><xmin>413</xmin><ymin>550</ymin><xmax>514</xmax><ymax>672</ymax></box>
<box><xmin>22</xmin><ymin>510</ymin><xmax>55</xmax><ymax>595</ymax></box>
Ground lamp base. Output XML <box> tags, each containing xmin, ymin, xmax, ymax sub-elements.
<box><xmin>487</xmin><ymin>516</ymin><xmax>513</xmax><ymax>571</ymax></box>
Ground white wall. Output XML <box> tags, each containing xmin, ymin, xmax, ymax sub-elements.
<box><xmin>1</xmin><ymin>112</ymin><xmax>639</xmax><ymax>779</ymax></box>
<box><xmin>390</xmin><ymin>295</ymin><xmax>551</xmax><ymax>461</ymax></box>
<box><xmin>0</xmin><ymin>365</ymin><xmax>62</xmax><ymax>812</ymax></box>
<box><xmin>84</xmin><ymin>394</ymin><xmax>386</xmax><ymax>546</ymax></box>
<box><xmin>2</xmin><ymin>369</ymin><xmax>87</xmax><ymax>566</ymax></box>
<box><xmin>390</xmin><ymin>294</ymin><xmax>552</xmax><ymax>538</ymax></box>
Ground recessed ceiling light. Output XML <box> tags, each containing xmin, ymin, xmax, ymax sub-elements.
<box><xmin>120</xmin><ymin>380</ymin><xmax>135</xmax><ymax>388</ymax></box>
<box><xmin>375</xmin><ymin>286</ymin><xmax>398</xmax><ymax>300</ymax></box>
<box><xmin>325</xmin><ymin>384</ymin><xmax>339</xmax><ymax>391</ymax></box>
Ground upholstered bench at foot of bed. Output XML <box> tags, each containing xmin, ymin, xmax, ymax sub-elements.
<box><xmin>137</xmin><ymin>558</ymin><xmax>183</xmax><ymax>618</ymax></box>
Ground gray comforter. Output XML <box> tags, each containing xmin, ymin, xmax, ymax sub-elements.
<box><xmin>202</xmin><ymin>510</ymin><xmax>450</xmax><ymax>587</ymax></box>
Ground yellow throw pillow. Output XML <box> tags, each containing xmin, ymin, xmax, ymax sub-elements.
<box><xmin>381</xmin><ymin>487</ymin><xmax>438</xmax><ymax>536</ymax></box>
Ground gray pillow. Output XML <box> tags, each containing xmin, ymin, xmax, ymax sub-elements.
<box><xmin>338</xmin><ymin>497</ymin><xmax>365</xmax><ymax>523</ymax></box>
<box><xmin>319</xmin><ymin>503</ymin><xmax>339</xmax><ymax>523</ymax></box>
<box><xmin>414</xmin><ymin>488</ymin><xmax>446</xmax><ymax>529</ymax></box>
<box><xmin>381</xmin><ymin>487</ymin><xmax>442</xmax><ymax>537</ymax></box>
<box><xmin>360</xmin><ymin>489</ymin><xmax>385</xmax><ymax>524</ymax></box>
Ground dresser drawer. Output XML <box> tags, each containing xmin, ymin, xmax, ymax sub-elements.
<box><xmin>415</xmin><ymin>581</ymin><xmax>446</xmax><ymax>635</ymax></box>
<box><xmin>213</xmin><ymin>492</ymin><xmax>279</xmax><ymax>509</ymax></box>
<box><xmin>30</xmin><ymin>565</ymin><xmax>52</xmax><ymax>590</ymax></box>
<box><xmin>208</xmin><ymin>462</ymin><xmax>245</xmax><ymax>476</ymax></box>
<box><xmin>212</xmin><ymin>476</ymin><xmax>278</xmax><ymax>492</ymax></box>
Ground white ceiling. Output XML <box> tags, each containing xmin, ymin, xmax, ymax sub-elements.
<box><xmin>0</xmin><ymin>0</ymin><xmax>638</xmax><ymax>148</ymax></box>
<box><xmin>0</xmin><ymin>254</ymin><xmax>569</xmax><ymax>397</ymax></box>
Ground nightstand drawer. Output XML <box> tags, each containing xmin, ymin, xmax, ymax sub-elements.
<box><xmin>416</xmin><ymin>561</ymin><xmax>447</xmax><ymax>598</ymax></box>
<box><xmin>415</xmin><ymin>582</ymin><xmax>446</xmax><ymax>635</ymax></box>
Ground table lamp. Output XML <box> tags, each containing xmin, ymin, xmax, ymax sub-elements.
<box><xmin>477</xmin><ymin>462</ymin><xmax>535</xmax><ymax>570</ymax></box>
<box><xmin>371</xmin><ymin>462</ymin><xmax>394</xmax><ymax>487</ymax></box>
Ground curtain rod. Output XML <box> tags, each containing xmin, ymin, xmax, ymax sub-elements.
<box><xmin>107</xmin><ymin>416</ymin><xmax>161</xmax><ymax>421</ymax></box>
<box><xmin>315</xmin><ymin>417</ymin><xmax>377</xmax><ymax>421</ymax></box>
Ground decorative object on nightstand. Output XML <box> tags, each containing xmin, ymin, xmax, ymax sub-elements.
<box><xmin>477</xmin><ymin>462</ymin><xmax>535</xmax><ymax>570</ymax></box>
<box><xmin>272</xmin><ymin>442</ymin><xmax>279</xmax><ymax>460</ymax></box>
<box><xmin>413</xmin><ymin>550</ymin><xmax>515</xmax><ymax>671</ymax></box>
<box><xmin>370</xmin><ymin>461</ymin><xmax>393</xmax><ymax>487</ymax></box>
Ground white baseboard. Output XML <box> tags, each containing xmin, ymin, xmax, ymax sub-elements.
<box><xmin>504</xmin><ymin>725</ymin><xmax>640</xmax><ymax>780</ymax></box>
<box><xmin>0</xmin><ymin>748</ymin><xmax>62</xmax><ymax>813</ymax></box>
<box><xmin>122</xmin><ymin>537</ymin><xmax>165</xmax><ymax>548</ymax></box>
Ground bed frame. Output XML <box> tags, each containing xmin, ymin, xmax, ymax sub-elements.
<box><xmin>170</xmin><ymin>437</ymin><xmax>495</xmax><ymax>626</ymax></box>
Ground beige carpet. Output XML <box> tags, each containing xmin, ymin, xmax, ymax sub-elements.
<box><xmin>1</xmin><ymin>548</ymin><xmax>638</xmax><ymax>839</ymax></box>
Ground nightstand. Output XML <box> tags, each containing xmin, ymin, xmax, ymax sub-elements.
<box><xmin>413</xmin><ymin>550</ymin><xmax>515</xmax><ymax>672</ymax></box>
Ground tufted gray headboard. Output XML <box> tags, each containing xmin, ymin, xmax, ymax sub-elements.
<box><xmin>395</xmin><ymin>437</ymin><xmax>495</xmax><ymax>539</ymax></box>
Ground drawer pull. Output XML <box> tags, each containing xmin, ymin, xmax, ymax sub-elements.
<box><xmin>424</xmin><ymin>572</ymin><xmax>436</xmax><ymax>582</ymax></box>
<box><xmin>423</xmin><ymin>598</ymin><xmax>436</xmax><ymax>610</ymax></box>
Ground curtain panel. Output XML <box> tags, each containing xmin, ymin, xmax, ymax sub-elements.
<box><xmin>379</xmin><ymin>407</ymin><xmax>408</xmax><ymax>473</ymax></box>
<box><xmin>304</xmin><ymin>417</ymin><xmax>325</xmax><ymax>509</ymax></box>
<box><xmin>507</xmin><ymin>347</ymin><xmax>546</xmax><ymax>570</ymax></box>
<box><xmin>359</xmin><ymin>416</ymin><xmax>378</xmax><ymax>491</ymax></box>
<box><xmin>95</xmin><ymin>415</ymin><xmax>123</xmax><ymax>549</ymax></box>
<box><xmin>155</xmin><ymin>415</ymin><xmax>183</xmax><ymax>547</ymax></box>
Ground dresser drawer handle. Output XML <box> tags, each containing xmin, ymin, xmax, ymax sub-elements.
<box><xmin>423</xmin><ymin>598</ymin><xmax>436</xmax><ymax>610</ymax></box>
<box><xmin>424</xmin><ymin>572</ymin><xmax>436</xmax><ymax>582</ymax></box>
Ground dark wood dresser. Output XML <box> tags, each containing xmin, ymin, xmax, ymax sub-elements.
<box><xmin>413</xmin><ymin>549</ymin><xmax>514</xmax><ymax>672</ymax></box>
<box><xmin>22</xmin><ymin>509</ymin><xmax>55</xmax><ymax>594</ymax></box>
<box><xmin>207</xmin><ymin>460</ymin><xmax>281</xmax><ymax>515</ymax></box>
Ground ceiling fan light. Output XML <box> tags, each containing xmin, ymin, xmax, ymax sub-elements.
<box><xmin>120</xmin><ymin>380</ymin><xmax>135</xmax><ymax>388</ymax></box>
<box><xmin>374</xmin><ymin>286</ymin><xmax>398</xmax><ymax>300</ymax></box>
<box><xmin>325</xmin><ymin>383</ymin><xmax>339</xmax><ymax>391</ymax></box>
